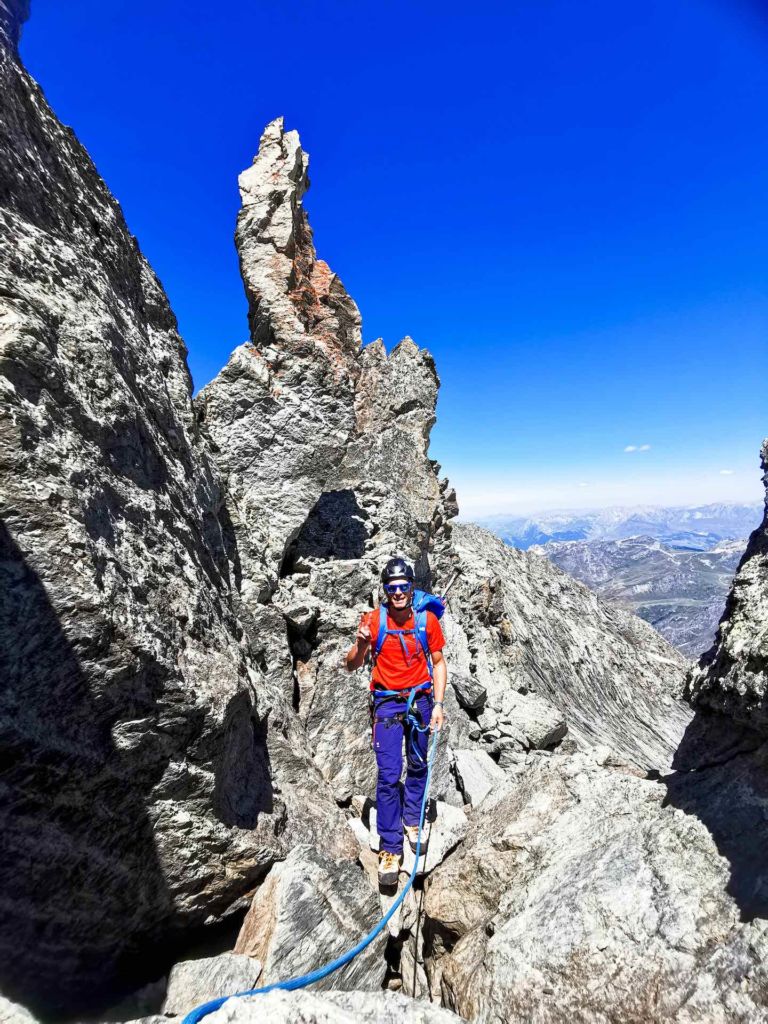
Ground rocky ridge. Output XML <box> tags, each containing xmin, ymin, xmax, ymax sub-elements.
<box><xmin>686</xmin><ymin>439</ymin><xmax>768</xmax><ymax>729</ymax></box>
<box><xmin>416</xmin><ymin>441</ymin><xmax>768</xmax><ymax>1022</ymax></box>
<box><xmin>447</xmin><ymin>524</ymin><xmax>690</xmax><ymax>770</ymax></box>
<box><xmin>3</xmin><ymin>5</ymin><xmax>763</xmax><ymax>1023</ymax></box>
<box><xmin>531</xmin><ymin>533</ymin><xmax>745</xmax><ymax>659</ymax></box>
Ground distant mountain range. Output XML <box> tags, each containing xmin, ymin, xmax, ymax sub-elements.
<box><xmin>531</xmin><ymin>535</ymin><xmax>744</xmax><ymax>659</ymax></box>
<box><xmin>476</xmin><ymin>502</ymin><xmax>762</xmax><ymax>551</ymax></box>
<box><xmin>476</xmin><ymin>503</ymin><xmax>762</xmax><ymax>659</ymax></box>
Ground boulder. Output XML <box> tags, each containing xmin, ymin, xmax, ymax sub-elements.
<box><xmin>450</xmin><ymin>674</ymin><xmax>487</xmax><ymax>711</ymax></box>
<box><xmin>204</xmin><ymin>989</ymin><xmax>466</xmax><ymax>1023</ymax></box>
<box><xmin>501</xmin><ymin>690</ymin><xmax>566</xmax><ymax>749</ymax></box>
<box><xmin>426</xmin><ymin>750</ymin><xmax>768</xmax><ymax>1023</ymax></box>
<box><xmin>452</xmin><ymin>750</ymin><xmax>507</xmax><ymax>807</ymax></box>
<box><xmin>234</xmin><ymin>844</ymin><xmax>385</xmax><ymax>991</ymax></box>
<box><xmin>162</xmin><ymin>954</ymin><xmax>262</xmax><ymax>1017</ymax></box>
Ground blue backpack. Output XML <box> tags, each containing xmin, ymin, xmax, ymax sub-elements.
<box><xmin>373</xmin><ymin>590</ymin><xmax>446</xmax><ymax>679</ymax></box>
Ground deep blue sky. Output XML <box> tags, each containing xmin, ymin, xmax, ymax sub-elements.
<box><xmin>20</xmin><ymin>0</ymin><xmax>768</xmax><ymax>514</ymax></box>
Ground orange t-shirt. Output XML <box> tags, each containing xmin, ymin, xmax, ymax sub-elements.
<box><xmin>362</xmin><ymin>607</ymin><xmax>445</xmax><ymax>691</ymax></box>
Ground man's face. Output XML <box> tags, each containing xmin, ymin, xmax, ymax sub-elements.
<box><xmin>385</xmin><ymin>576</ymin><xmax>412</xmax><ymax>611</ymax></box>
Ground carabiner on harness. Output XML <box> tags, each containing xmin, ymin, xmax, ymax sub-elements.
<box><xmin>371</xmin><ymin>681</ymin><xmax>433</xmax><ymax>764</ymax></box>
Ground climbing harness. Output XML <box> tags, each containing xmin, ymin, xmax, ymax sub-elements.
<box><xmin>180</xmin><ymin>726</ymin><xmax>441</xmax><ymax>1024</ymax></box>
<box><xmin>371</xmin><ymin>680</ymin><xmax>433</xmax><ymax>764</ymax></box>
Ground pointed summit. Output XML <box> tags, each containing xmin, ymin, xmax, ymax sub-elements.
<box><xmin>236</xmin><ymin>117</ymin><xmax>361</xmax><ymax>358</ymax></box>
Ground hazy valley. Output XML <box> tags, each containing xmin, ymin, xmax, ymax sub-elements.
<box><xmin>477</xmin><ymin>503</ymin><xmax>759</xmax><ymax>659</ymax></box>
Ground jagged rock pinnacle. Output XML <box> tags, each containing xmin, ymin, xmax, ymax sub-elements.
<box><xmin>236</xmin><ymin>116</ymin><xmax>362</xmax><ymax>358</ymax></box>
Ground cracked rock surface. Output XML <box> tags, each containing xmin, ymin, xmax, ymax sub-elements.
<box><xmin>234</xmin><ymin>844</ymin><xmax>386</xmax><ymax>992</ymax></box>
<box><xmin>205</xmin><ymin>989</ymin><xmax>467</xmax><ymax>1023</ymax></box>
<box><xmin>426</xmin><ymin>749</ymin><xmax>768</xmax><ymax>1023</ymax></box>
<box><xmin>0</xmin><ymin>7</ymin><xmax>288</xmax><ymax>1012</ymax></box>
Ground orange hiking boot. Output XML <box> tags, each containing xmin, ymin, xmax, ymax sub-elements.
<box><xmin>378</xmin><ymin>850</ymin><xmax>402</xmax><ymax>886</ymax></box>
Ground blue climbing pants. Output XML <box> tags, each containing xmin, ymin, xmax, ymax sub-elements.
<box><xmin>372</xmin><ymin>688</ymin><xmax>433</xmax><ymax>854</ymax></box>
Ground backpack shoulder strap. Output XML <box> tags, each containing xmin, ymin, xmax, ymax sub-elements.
<box><xmin>374</xmin><ymin>606</ymin><xmax>388</xmax><ymax>658</ymax></box>
<box><xmin>415</xmin><ymin>608</ymin><xmax>432</xmax><ymax>673</ymax></box>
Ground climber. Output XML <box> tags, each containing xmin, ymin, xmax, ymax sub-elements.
<box><xmin>345</xmin><ymin>557</ymin><xmax>447</xmax><ymax>887</ymax></box>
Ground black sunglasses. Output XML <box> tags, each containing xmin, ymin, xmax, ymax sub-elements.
<box><xmin>384</xmin><ymin>582</ymin><xmax>413</xmax><ymax>595</ymax></box>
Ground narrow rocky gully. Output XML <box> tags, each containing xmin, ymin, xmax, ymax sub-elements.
<box><xmin>2</xmin><ymin>2</ymin><xmax>768</xmax><ymax>1022</ymax></box>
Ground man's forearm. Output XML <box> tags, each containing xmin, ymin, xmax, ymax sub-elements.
<box><xmin>432</xmin><ymin>659</ymin><xmax>447</xmax><ymax>702</ymax></box>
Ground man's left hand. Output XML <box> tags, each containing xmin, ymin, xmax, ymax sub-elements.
<box><xmin>430</xmin><ymin>703</ymin><xmax>445</xmax><ymax>732</ymax></box>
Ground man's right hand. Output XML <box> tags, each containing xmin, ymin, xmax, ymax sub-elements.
<box><xmin>346</xmin><ymin>619</ymin><xmax>371</xmax><ymax>672</ymax></box>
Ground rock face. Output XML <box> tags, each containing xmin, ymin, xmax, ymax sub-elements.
<box><xmin>0</xmin><ymin>0</ymin><xmax>27</xmax><ymax>52</ymax></box>
<box><xmin>686</xmin><ymin>439</ymin><xmax>768</xmax><ymax>730</ymax></box>
<box><xmin>234</xmin><ymin>844</ymin><xmax>386</xmax><ymax>992</ymax></box>
<box><xmin>1</xmin><ymin>6</ymin><xmax>716</xmax><ymax>1020</ymax></box>
<box><xmin>425</xmin><ymin>749</ymin><xmax>768</xmax><ymax>1023</ymax></box>
<box><xmin>0</xmin><ymin>10</ymin><xmax>288</xmax><ymax>1013</ymax></box>
<box><xmin>196</xmin><ymin>117</ymin><xmax>363</xmax><ymax>606</ymax></box>
<box><xmin>197</xmin><ymin>118</ymin><xmax>458</xmax><ymax>806</ymax></box>
<box><xmin>205</xmin><ymin>990</ymin><xmax>466</xmax><ymax>1024</ymax></box>
<box><xmin>446</xmin><ymin>524</ymin><xmax>690</xmax><ymax>770</ymax></box>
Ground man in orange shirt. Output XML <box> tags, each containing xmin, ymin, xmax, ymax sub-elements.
<box><xmin>346</xmin><ymin>558</ymin><xmax>447</xmax><ymax>885</ymax></box>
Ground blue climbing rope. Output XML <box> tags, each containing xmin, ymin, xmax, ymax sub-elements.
<box><xmin>180</xmin><ymin>726</ymin><xmax>441</xmax><ymax>1024</ymax></box>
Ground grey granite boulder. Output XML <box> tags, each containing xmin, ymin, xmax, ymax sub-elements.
<box><xmin>451</xmin><ymin>750</ymin><xmax>506</xmax><ymax>807</ymax></box>
<box><xmin>501</xmin><ymin>689</ymin><xmax>567</xmax><ymax>749</ymax></box>
<box><xmin>206</xmin><ymin>989</ymin><xmax>466</xmax><ymax>1023</ymax></box>
<box><xmin>162</xmin><ymin>954</ymin><xmax>262</xmax><ymax>1017</ymax></box>
<box><xmin>450</xmin><ymin>674</ymin><xmax>487</xmax><ymax>711</ymax></box>
<box><xmin>426</xmin><ymin>749</ymin><xmax>768</xmax><ymax>1023</ymax></box>
<box><xmin>234</xmin><ymin>844</ymin><xmax>386</xmax><ymax>992</ymax></box>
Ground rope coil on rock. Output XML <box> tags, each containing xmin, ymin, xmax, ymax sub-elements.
<box><xmin>180</xmin><ymin>726</ymin><xmax>441</xmax><ymax>1024</ymax></box>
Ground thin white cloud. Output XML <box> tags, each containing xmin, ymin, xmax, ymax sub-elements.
<box><xmin>638</xmin><ymin>444</ymin><xmax>651</xmax><ymax>451</ymax></box>
<box><xmin>624</xmin><ymin>445</ymin><xmax>637</xmax><ymax>452</ymax></box>
<box><xmin>578</xmin><ymin>481</ymin><xmax>589</xmax><ymax>487</ymax></box>
<box><xmin>719</xmin><ymin>469</ymin><xmax>734</xmax><ymax>475</ymax></box>
<box><xmin>624</xmin><ymin>444</ymin><xmax>651</xmax><ymax>453</ymax></box>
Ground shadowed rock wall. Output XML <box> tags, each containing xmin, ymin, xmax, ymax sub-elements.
<box><xmin>0</xmin><ymin>9</ymin><xmax>281</xmax><ymax>1012</ymax></box>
